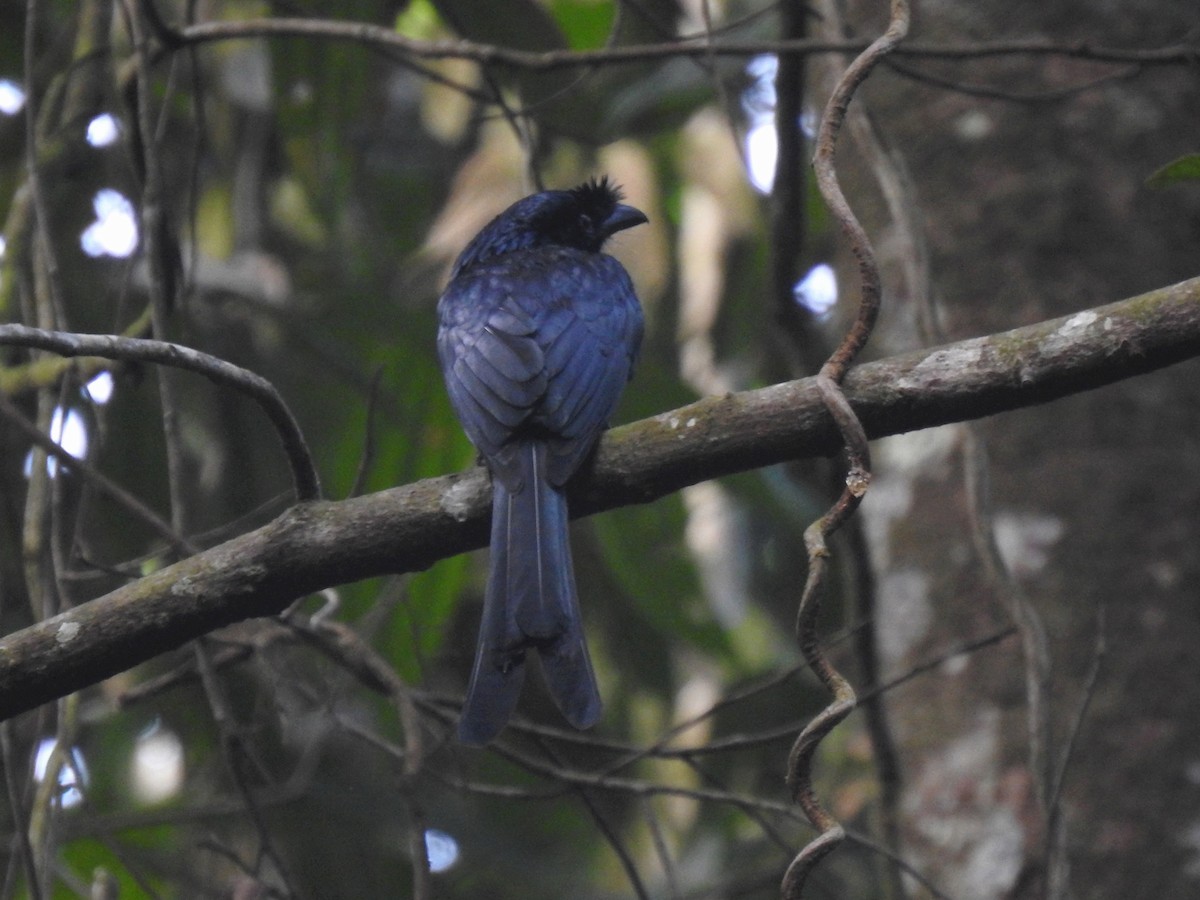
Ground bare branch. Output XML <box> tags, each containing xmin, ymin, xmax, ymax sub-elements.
<box><xmin>0</xmin><ymin>392</ymin><xmax>189</xmax><ymax>553</ymax></box>
<box><xmin>0</xmin><ymin>277</ymin><xmax>1197</xmax><ymax>720</ymax></box>
<box><xmin>0</xmin><ymin>325</ymin><xmax>321</xmax><ymax>502</ymax></box>
<box><xmin>168</xmin><ymin>16</ymin><xmax>1200</xmax><ymax>71</ymax></box>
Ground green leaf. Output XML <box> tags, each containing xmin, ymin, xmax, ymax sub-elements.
<box><xmin>549</xmin><ymin>0</ymin><xmax>616</xmax><ymax>51</ymax></box>
<box><xmin>395</xmin><ymin>0</ymin><xmax>443</xmax><ymax>40</ymax></box>
<box><xmin>1146</xmin><ymin>153</ymin><xmax>1200</xmax><ymax>189</ymax></box>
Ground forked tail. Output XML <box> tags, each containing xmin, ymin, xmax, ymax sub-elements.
<box><xmin>458</xmin><ymin>443</ymin><xmax>602</xmax><ymax>744</ymax></box>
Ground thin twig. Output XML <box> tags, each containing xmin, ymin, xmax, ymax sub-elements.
<box><xmin>842</xmin><ymin>829</ymin><xmax>957</xmax><ymax>900</ymax></box>
<box><xmin>0</xmin><ymin>325</ymin><xmax>320</xmax><ymax>501</ymax></box>
<box><xmin>643</xmin><ymin>798</ymin><xmax>680</xmax><ymax>899</ymax></box>
<box><xmin>625</xmin><ymin>627</ymin><xmax>1016</xmax><ymax>762</ymax></box>
<box><xmin>885</xmin><ymin>57</ymin><xmax>1141</xmax><ymax>103</ymax></box>
<box><xmin>122</xmin><ymin>0</ymin><xmax>192</xmax><ymax>542</ymax></box>
<box><xmin>170</xmin><ymin>17</ymin><xmax>1200</xmax><ymax>71</ymax></box>
<box><xmin>23</xmin><ymin>0</ymin><xmax>67</xmax><ymax>331</ymax></box>
<box><xmin>769</xmin><ymin>0</ymin><xmax>825</xmax><ymax>374</ymax></box>
<box><xmin>844</xmin><ymin>520</ymin><xmax>906</xmax><ymax>896</ymax></box>
<box><xmin>0</xmin><ymin>393</ymin><xmax>191</xmax><ymax>554</ymax></box>
<box><xmin>535</xmin><ymin>737</ymin><xmax>652</xmax><ymax>900</ymax></box>
<box><xmin>348</xmin><ymin>368</ymin><xmax>384</xmax><ymax>498</ymax></box>
<box><xmin>477</xmin><ymin>737</ymin><xmax>809</xmax><ymax>819</ymax></box>
<box><xmin>0</xmin><ymin>723</ymin><xmax>41</xmax><ymax>900</ymax></box>
<box><xmin>963</xmin><ymin>428</ymin><xmax>1053</xmax><ymax>795</ymax></box>
<box><xmin>394</xmin><ymin>654</ymin><xmax>430</xmax><ymax>900</ymax></box>
<box><xmin>1045</xmin><ymin>603</ymin><xmax>1107</xmax><ymax>898</ymax></box>
<box><xmin>192</xmin><ymin>642</ymin><xmax>301</xmax><ymax>897</ymax></box>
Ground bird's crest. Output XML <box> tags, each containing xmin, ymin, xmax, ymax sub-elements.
<box><xmin>569</xmin><ymin>176</ymin><xmax>624</xmax><ymax>209</ymax></box>
<box><xmin>451</xmin><ymin>176</ymin><xmax>641</xmax><ymax>276</ymax></box>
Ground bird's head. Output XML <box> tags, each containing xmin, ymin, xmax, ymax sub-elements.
<box><xmin>451</xmin><ymin>176</ymin><xmax>648</xmax><ymax>276</ymax></box>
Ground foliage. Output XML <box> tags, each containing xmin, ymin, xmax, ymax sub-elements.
<box><xmin>1147</xmin><ymin>153</ymin><xmax>1200</xmax><ymax>189</ymax></box>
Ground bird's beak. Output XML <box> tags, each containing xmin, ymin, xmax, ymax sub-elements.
<box><xmin>603</xmin><ymin>203</ymin><xmax>649</xmax><ymax>237</ymax></box>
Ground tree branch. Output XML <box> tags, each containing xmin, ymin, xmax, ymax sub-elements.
<box><xmin>170</xmin><ymin>17</ymin><xmax>1199</xmax><ymax>70</ymax></box>
<box><xmin>0</xmin><ymin>325</ymin><xmax>321</xmax><ymax>501</ymax></box>
<box><xmin>0</xmin><ymin>277</ymin><xmax>1197</xmax><ymax>720</ymax></box>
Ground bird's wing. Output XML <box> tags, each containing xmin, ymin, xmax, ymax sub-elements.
<box><xmin>527</xmin><ymin>253</ymin><xmax>643</xmax><ymax>486</ymax></box>
<box><xmin>437</xmin><ymin>275</ymin><xmax>547</xmax><ymax>490</ymax></box>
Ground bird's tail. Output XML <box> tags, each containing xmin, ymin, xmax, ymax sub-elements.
<box><xmin>458</xmin><ymin>443</ymin><xmax>602</xmax><ymax>745</ymax></box>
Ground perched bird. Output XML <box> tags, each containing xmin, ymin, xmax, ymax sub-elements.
<box><xmin>437</xmin><ymin>177</ymin><xmax>647</xmax><ymax>744</ymax></box>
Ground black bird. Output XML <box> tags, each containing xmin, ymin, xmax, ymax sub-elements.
<box><xmin>437</xmin><ymin>178</ymin><xmax>647</xmax><ymax>744</ymax></box>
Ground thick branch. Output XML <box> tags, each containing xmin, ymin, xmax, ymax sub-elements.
<box><xmin>0</xmin><ymin>277</ymin><xmax>1197</xmax><ymax>720</ymax></box>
